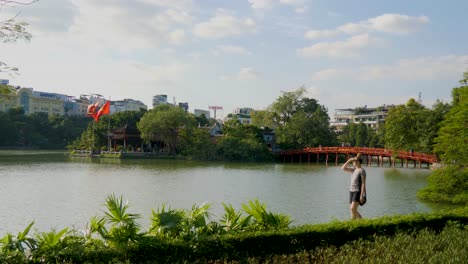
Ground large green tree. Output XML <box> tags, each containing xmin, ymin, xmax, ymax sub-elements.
<box><xmin>418</xmin><ymin>77</ymin><xmax>468</xmax><ymax>204</ymax></box>
<box><xmin>137</xmin><ymin>104</ymin><xmax>196</xmax><ymax>154</ymax></box>
<box><xmin>384</xmin><ymin>98</ymin><xmax>449</xmax><ymax>153</ymax></box>
<box><xmin>217</xmin><ymin>120</ymin><xmax>272</xmax><ymax>162</ymax></box>
<box><xmin>433</xmin><ymin>86</ymin><xmax>467</xmax><ymax>164</ymax></box>
<box><xmin>269</xmin><ymin>87</ymin><xmax>335</xmax><ymax>149</ymax></box>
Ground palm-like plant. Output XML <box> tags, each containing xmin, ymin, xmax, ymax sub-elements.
<box><xmin>34</xmin><ymin>228</ymin><xmax>69</xmax><ymax>258</ymax></box>
<box><xmin>186</xmin><ymin>202</ymin><xmax>212</xmax><ymax>229</ymax></box>
<box><xmin>220</xmin><ymin>203</ymin><xmax>251</xmax><ymax>233</ymax></box>
<box><xmin>0</xmin><ymin>221</ymin><xmax>36</xmax><ymax>256</ymax></box>
<box><xmin>184</xmin><ymin>202</ymin><xmax>214</xmax><ymax>238</ymax></box>
<box><xmin>149</xmin><ymin>202</ymin><xmax>214</xmax><ymax>240</ymax></box>
<box><xmin>99</xmin><ymin>194</ymin><xmax>143</xmax><ymax>245</ymax></box>
<box><xmin>149</xmin><ymin>204</ymin><xmax>186</xmax><ymax>238</ymax></box>
<box><xmin>242</xmin><ymin>199</ymin><xmax>291</xmax><ymax>231</ymax></box>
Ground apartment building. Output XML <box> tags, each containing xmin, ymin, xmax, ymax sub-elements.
<box><xmin>111</xmin><ymin>99</ymin><xmax>148</xmax><ymax>113</ymax></box>
<box><xmin>331</xmin><ymin>105</ymin><xmax>394</xmax><ymax>131</ymax></box>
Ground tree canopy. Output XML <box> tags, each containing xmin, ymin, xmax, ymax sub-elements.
<box><xmin>0</xmin><ymin>0</ymin><xmax>36</xmax><ymax>75</ymax></box>
<box><xmin>384</xmin><ymin>98</ymin><xmax>449</xmax><ymax>153</ymax></box>
<box><xmin>268</xmin><ymin>87</ymin><xmax>335</xmax><ymax>149</ymax></box>
<box><xmin>137</xmin><ymin>104</ymin><xmax>196</xmax><ymax>154</ymax></box>
<box><xmin>433</xmin><ymin>86</ymin><xmax>467</xmax><ymax>164</ymax></box>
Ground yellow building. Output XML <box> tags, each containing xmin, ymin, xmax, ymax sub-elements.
<box><xmin>0</xmin><ymin>86</ymin><xmax>90</xmax><ymax>116</ymax></box>
<box><xmin>16</xmin><ymin>87</ymin><xmax>67</xmax><ymax>116</ymax></box>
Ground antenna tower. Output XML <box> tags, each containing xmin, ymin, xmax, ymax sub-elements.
<box><xmin>418</xmin><ymin>92</ymin><xmax>422</xmax><ymax>104</ymax></box>
<box><xmin>208</xmin><ymin>106</ymin><xmax>223</xmax><ymax>119</ymax></box>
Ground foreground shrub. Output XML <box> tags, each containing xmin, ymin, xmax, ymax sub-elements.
<box><xmin>418</xmin><ymin>165</ymin><xmax>468</xmax><ymax>204</ymax></box>
<box><xmin>212</xmin><ymin>222</ymin><xmax>468</xmax><ymax>264</ymax></box>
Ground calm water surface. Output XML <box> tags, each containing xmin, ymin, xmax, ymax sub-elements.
<box><xmin>0</xmin><ymin>150</ymin><xmax>441</xmax><ymax>235</ymax></box>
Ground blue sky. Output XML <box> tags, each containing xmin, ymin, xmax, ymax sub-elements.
<box><xmin>1</xmin><ymin>0</ymin><xmax>467</xmax><ymax>118</ymax></box>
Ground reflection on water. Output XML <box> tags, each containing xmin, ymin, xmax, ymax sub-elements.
<box><xmin>0</xmin><ymin>150</ymin><xmax>458</xmax><ymax>236</ymax></box>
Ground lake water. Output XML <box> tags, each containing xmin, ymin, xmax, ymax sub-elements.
<box><xmin>0</xmin><ymin>150</ymin><xmax>441</xmax><ymax>235</ymax></box>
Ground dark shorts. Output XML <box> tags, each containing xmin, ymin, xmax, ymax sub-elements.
<box><xmin>349</xmin><ymin>191</ymin><xmax>362</xmax><ymax>204</ymax></box>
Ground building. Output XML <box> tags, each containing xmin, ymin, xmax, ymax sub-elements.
<box><xmin>178</xmin><ymin>102</ymin><xmax>189</xmax><ymax>112</ymax></box>
<box><xmin>331</xmin><ymin>105</ymin><xmax>394</xmax><ymax>131</ymax></box>
<box><xmin>152</xmin><ymin>94</ymin><xmax>168</xmax><ymax>108</ymax></box>
<box><xmin>225</xmin><ymin>107</ymin><xmax>254</xmax><ymax>124</ymax></box>
<box><xmin>194</xmin><ymin>109</ymin><xmax>210</xmax><ymax>119</ymax></box>
<box><xmin>1</xmin><ymin>83</ymin><xmax>145</xmax><ymax>117</ymax></box>
<box><xmin>111</xmin><ymin>99</ymin><xmax>147</xmax><ymax>113</ymax></box>
<box><xmin>16</xmin><ymin>87</ymin><xmax>69</xmax><ymax>116</ymax></box>
<box><xmin>233</xmin><ymin>107</ymin><xmax>254</xmax><ymax>115</ymax></box>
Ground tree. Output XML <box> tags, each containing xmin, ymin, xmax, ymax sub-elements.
<box><xmin>137</xmin><ymin>104</ymin><xmax>196</xmax><ymax>154</ymax></box>
<box><xmin>384</xmin><ymin>98</ymin><xmax>446</xmax><ymax>153</ymax></box>
<box><xmin>250</xmin><ymin>110</ymin><xmax>274</xmax><ymax>128</ymax></box>
<box><xmin>433</xmin><ymin>86</ymin><xmax>467</xmax><ymax>164</ymax></box>
<box><xmin>216</xmin><ymin>121</ymin><xmax>272</xmax><ymax>162</ymax></box>
<box><xmin>269</xmin><ymin>87</ymin><xmax>335</xmax><ymax>149</ymax></box>
<box><xmin>0</xmin><ymin>0</ymin><xmax>37</xmax><ymax>75</ymax></box>
<box><xmin>418</xmin><ymin>77</ymin><xmax>467</xmax><ymax>204</ymax></box>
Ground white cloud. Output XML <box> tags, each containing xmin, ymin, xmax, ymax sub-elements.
<box><xmin>306</xmin><ymin>13</ymin><xmax>429</xmax><ymax>39</ymax></box>
<box><xmin>279</xmin><ymin>0</ymin><xmax>306</xmax><ymax>5</ymax></box>
<box><xmin>193</xmin><ymin>10</ymin><xmax>256</xmax><ymax>39</ymax></box>
<box><xmin>219</xmin><ymin>67</ymin><xmax>259</xmax><ymax>80</ymax></box>
<box><xmin>136</xmin><ymin>0</ymin><xmax>193</xmax><ymax>10</ymax></box>
<box><xmin>166</xmin><ymin>29</ymin><xmax>186</xmax><ymax>45</ymax></box>
<box><xmin>238</xmin><ymin>67</ymin><xmax>259</xmax><ymax>80</ymax></box>
<box><xmin>368</xmin><ymin>14</ymin><xmax>430</xmax><ymax>34</ymax></box>
<box><xmin>295</xmin><ymin>6</ymin><xmax>308</xmax><ymax>13</ymax></box>
<box><xmin>305</xmin><ymin>29</ymin><xmax>339</xmax><ymax>39</ymax></box>
<box><xmin>298</xmin><ymin>34</ymin><xmax>377</xmax><ymax>58</ymax></box>
<box><xmin>311</xmin><ymin>55</ymin><xmax>468</xmax><ymax>81</ymax></box>
<box><xmin>214</xmin><ymin>45</ymin><xmax>251</xmax><ymax>55</ymax></box>
<box><xmin>248</xmin><ymin>0</ymin><xmax>274</xmax><ymax>9</ymax></box>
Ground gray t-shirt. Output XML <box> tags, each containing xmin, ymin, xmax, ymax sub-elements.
<box><xmin>350</xmin><ymin>168</ymin><xmax>366</xmax><ymax>192</ymax></box>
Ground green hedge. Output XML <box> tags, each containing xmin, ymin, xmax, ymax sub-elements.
<box><xmin>53</xmin><ymin>209</ymin><xmax>468</xmax><ymax>263</ymax></box>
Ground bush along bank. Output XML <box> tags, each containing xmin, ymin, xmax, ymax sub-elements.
<box><xmin>418</xmin><ymin>165</ymin><xmax>468</xmax><ymax>204</ymax></box>
<box><xmin>0</xmin><ymin>195</ymin><xmax>467</xmax><ymax>263</ymax></box>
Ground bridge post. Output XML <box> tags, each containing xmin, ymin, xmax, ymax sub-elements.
<box><xmin>308</xmin><ymin>153</ymin><xmax>310</xmax><ymax>163</ymax></box>
<box><xmin>326</xmin><ymin>153</ymin><xmax>329</xmax><ymax>166</ymax></box>
<box><xmin>316</xmin><ymin>153</ymin><xmax>319</xmax><ymax>164</ymax></box>
<box><xmin>335</xmin><ymin>153</ymin><xmax>338</xmax><ymax>166</ymax></box>
<box><xmin>299</xmin><ymin>155</ymin><xmax>302</xmax><ymax>164</ymax></box>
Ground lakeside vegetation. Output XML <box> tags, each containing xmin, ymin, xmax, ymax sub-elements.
<box><xmin>0</xmin><ymin>194</ymin><xmax>466</xmax><ymax>263</ymax></box>
<box><xmin>1</xmin><ymin>76</ymin><xmax>468</xmax><ymax>206</ymax></box>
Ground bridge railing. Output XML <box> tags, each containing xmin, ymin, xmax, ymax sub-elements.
<box><xmin>279</xmin><ymin>147</ymin><xmax>438</xmax><ymax>163</ymax></box>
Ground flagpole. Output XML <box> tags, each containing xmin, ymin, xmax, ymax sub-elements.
<box><xmin>108</xmin><ymin>98</ymin><xmax>111</xmax><ymax>151</ymax></box>
<box><xmin>92</xmin><ymin>119</ymin><xmax>95</xmax><ymax>153</ymax></box>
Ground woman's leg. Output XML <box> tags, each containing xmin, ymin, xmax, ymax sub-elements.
<box><xmin>350</xmin><ymin>201</ymin><xmax>362</xmax><ymax>219</ymax></box>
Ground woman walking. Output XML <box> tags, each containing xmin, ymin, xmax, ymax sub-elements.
<box><xmin>341</xmin><ymin>153</ymin><xmax>367</xmax><ymax>219</ymax></box>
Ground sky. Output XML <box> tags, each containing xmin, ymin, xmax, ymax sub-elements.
<box><xmin>1</xmin><ymin>0</ymin><xmax>467</xmax><ymax>119</ymax></box>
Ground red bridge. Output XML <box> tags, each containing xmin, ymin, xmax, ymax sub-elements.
<box><xmin>278</xmin><ymin>147</ymin><xmax>439</xmax><ymax>168</ymax></box>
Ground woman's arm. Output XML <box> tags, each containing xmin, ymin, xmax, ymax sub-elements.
<box><xmin>360</xmin><ymin>170</ymin><xmax>366</xmax><ymax>201</ymax></box>
<box><xmin>341</xmin><ymin>157</ymin><xmax>355</xmax><ymax>173</ymax></box>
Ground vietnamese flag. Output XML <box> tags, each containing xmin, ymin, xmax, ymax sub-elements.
<box><xmin>93</xmin><ymin>100</ymin><xmax>110</xmax><ymax>121</ymax></box>
<box><xmin>86</xmin><ymin>102</ymin><xmax>100</xmax><ymax>117</ymax></box>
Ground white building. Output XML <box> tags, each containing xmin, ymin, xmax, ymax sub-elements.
<box><xmin>152</xmin><ymin>94</ymin><xmax>168</xmax><ymax>108</ymax></box>
<box><xmin>194</xmin><ymin>109</ymin><xmax>210</xmax><ymax>119</ymax></box>
<box><xmin>110</xmin><ymin>99</ymin><xmax>147</xmax><ymax>113</ymax></box>
<box><xmin>225</xmin><ymin>107</ymin><xmax>253</xmax><ymax>124</ymax></box>
<box><xmin>331</xmin><ymin>105</ymin><xmax>394</xmax><ymax>131</ymax></box>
